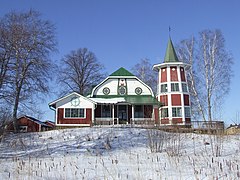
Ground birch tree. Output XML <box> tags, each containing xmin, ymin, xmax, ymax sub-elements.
<box><xmin>58</xmin><ymin>48</ymin><xmax>105</xmax><ymax>96</ymax></box>
<box><xmin>131</xmin><ymin>58</ymin><xmax>158</xmax><ymax>94</ymax></box>
<box><xmin>177</xmin><ymin>29</ymin><xmax>233</xmax><ymax>121</ymax></box>
<box><xmin>0</xmin><ymin>10</ymin><xmax>57</xmax><ymax>131</ymax></box>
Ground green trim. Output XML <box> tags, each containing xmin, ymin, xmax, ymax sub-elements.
<box><xmin>110</xmin><ymin>67</ymin><xmax>134</xmax><ymax>76</ymax></box>
<box><xmin>164</xmin><ymin>38</ymin><xmax>179</xmax><ymax>63</ymax></box>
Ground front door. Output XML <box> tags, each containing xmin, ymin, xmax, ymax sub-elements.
<box><xmin>118</xmin><ymin>105</ymin><xmax>127</xmax><ymax>124</ymax></box>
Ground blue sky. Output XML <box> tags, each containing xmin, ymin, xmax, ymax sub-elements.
<box><xmin>1</xmin><ymin>0</ymin><xmax>240</xmax><ymax>124</ymax></box>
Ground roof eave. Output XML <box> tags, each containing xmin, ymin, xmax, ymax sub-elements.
<box><xmin>153</xmin><ymin>62</ymin><xmax>191</xmax><ymax>69</ymax></box>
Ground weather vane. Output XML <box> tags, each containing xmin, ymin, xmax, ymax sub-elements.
<box><xmin>169</xmin><ymin>26</ymin><xmax>171</xmax><ymax>38</ymax></box>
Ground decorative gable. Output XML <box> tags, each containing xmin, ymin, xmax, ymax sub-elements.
<box><xmin>91</xmin><ymin>68</ymin><xmax>154</xmax><ymax>97</ymax></box>
<box><xmin>49</xmin><ymin>92</ymin><xmax>96</xmax><ymax>109</ymax></box>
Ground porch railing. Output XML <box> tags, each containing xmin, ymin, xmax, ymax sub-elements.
<box><xmin>130</xmin><ymin>118</ymin><xmax>155</xmax><ymax>125</ymax></box>
<box><xmin>94</xmin><ymin>117</ymin><xmax>156</xmax><ymax>125</ymax></box>
<box><xmin>95</xmin><ymin>118</ymin><xmax>119</xmax><ymax>125</ymax></box>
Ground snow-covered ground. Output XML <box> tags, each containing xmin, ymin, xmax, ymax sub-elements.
<box><xmin>0</xmin><ymin>127</ymin><xmax>240</xmax><ymax>179</ymax></box>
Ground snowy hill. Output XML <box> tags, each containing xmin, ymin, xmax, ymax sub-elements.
<box><xmin>0</xmin><ymin>127</ymin><xmax>240</xmax><ymax>179</ymax></box>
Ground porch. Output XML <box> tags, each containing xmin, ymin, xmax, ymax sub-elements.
<box><xmin>94</xmin><ymin>104</ymin><xmax>157</xmax><ymax>125</ymax></box>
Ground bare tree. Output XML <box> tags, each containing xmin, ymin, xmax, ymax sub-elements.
<box><xmin>0</xmin><ymin>106</ymin><xmax>12</xmax><ymax>138</ymax></box>
<box><xmin>0</xmin><ymin>16</ymin><xmax>14</xmax><ymax>97</ymax></box>
<box><xmin>0</xmin><ymin>10</ymin><xmax>57</xmax><ymax>131</ymax></box>
<box><xmin>177</xmin><ymin>29</ymin><xmax>233</xmax><ymax>121</ymax></box>
<box><xmin>58</xmin><ymin>48</ymin><xmax>105</xmax><ymax>96</ymax></box>
<box><xmin>131</xmin><ymin>58</ymin><xmax>157</xmax><ymax>94</ymax></box>
<box><xmin>177</xmin><ymin>37</ymin><xmax>207</xmax><ymax>121</ymax></box>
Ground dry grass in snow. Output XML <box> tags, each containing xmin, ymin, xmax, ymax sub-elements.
<box><xmin>0</xmin><ymin>127</ymin><xmax>240</xmax><ymax>179</ymax></box>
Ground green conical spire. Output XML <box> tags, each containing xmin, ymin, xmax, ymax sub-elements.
<box><xmin>164</xmin><ymin>38</ymin><xmax>179</xmax><ymax>63</ymax></box>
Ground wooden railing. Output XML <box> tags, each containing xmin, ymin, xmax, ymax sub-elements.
<box><xmin>94</xmin><ymin>118</ymin><xmax>156</xmax><ymax>126</ymax></box>
<box><xmin>130</xmin><ymin>118</ymin><xmax>155</xmax><ymax>125</ymax></box>
<box><xmin>158</xmin><ymin>120</ymin><xmax>225</xmax><ymax>133</ymax></box>
<box><xmin>95</xmin><ymin>118</ymin><xmax>119</xmax><ymax>125</ymax></box>
<box><xmin>94</xmin><ymin>118</ymin><xmax>225</xmax><ymax>133</ymax></box>
<box><xmin>186</xmin><ymin>121</ymin><xmax>224</xmax><ymax>130</ymax></box>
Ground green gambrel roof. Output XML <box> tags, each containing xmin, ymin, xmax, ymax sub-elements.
<box><xmin>110</xmin><ymin>67</ymin><xmax>134</xmax><ymax>77</ymax></box>
<box><xmin>164</xmin><ymin>38</ymin><xmax>179</xmax><ymax>63</ymax></box>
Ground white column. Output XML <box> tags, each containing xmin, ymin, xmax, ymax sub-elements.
<box><xmin>167</xmin><ymin>66</ymin><xmax>172</xmax><ymax>125</ymax></box>
<box><xmin>152</xmin><ymin>106</ymin><xmax>155</xmax><ymax>121</ymax></box>
<box><xmin>177</xmin><ymin>65</ymin><xmax>185</xmax><ymax>125</ymax></box>
<box><xmin>168</xmin><ymin>94</ymin><xmax>172</xmax><ymax>125</ymax></box>
<box><xmin>92</xmin><ymin>105</ymin><xmax>95</xmax><ymax>125</ymax></box>
<box><xmin>56</xmin><ymin>108</ymin><xmax>58</xmax><ymax>125</ymax></box>
<box><xmin>132</xmin><ymin>105</ymin><xmax>134</xmax><ymax>124</ymax></box>
<box><xmin>112</xmin><ymin>104</ymin><xmax>115</xmax><ymax>125</ymax></box>
<box><xmin>181</xmin><ymin>93</ymin><xmax>186</xmax><ymax>125</ymax></box>
<box><xmin>126</xmin><ymin>105</ymin><xmax>129</xmax><ymax>124</ymax></box>
<box><xmin>158</xmin><ymin>68</ymin><xmax>162</xmax><ymax>95</ymax></box>
<box><xmin>117</xmin><ymin>105</ymin><xmax>119</xmax><ymax>124</ymax></box>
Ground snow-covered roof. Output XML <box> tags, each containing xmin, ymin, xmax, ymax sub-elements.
<box><xmin>49</xmin><ymin>92</ymin><xmax>96</xmax><ymax>108</ymax></box>
<box><xmin>21</xmin><ymin>116</ymin><xmax>52</xmax><ymax>127</ymax></box>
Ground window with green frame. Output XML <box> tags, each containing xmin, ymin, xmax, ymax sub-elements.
<box><xmin>65</xmin><ymin>108</ymin><xmax>85</xmax><ymax>118</ymax></box>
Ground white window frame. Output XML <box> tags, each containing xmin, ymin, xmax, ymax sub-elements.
<box><xmin>19</xmin><ymin>126</ymin><xmax>28</xmax><ymax>132</ymax></box>
<box><xmin>182</xmin><ymin>83</ymin><xmax>188</xmax><ymax>92</ymax></box>
<box><xmin>64</xmin><ymin>108</ymin><xmax>86</xmax><ymax>119</ymax></box>
<box><xmin>172</xmin><ymin>107</ymin><xmax>182</xmax><ymax>117</ymax></box>
<box><xmin>184</xmin><ymin>107</ymin><xmax>191</xmax><ymax>117</ymax></box>
<box><xmin>161</xmin><ymin>84</ymin><xmax>168</xmax><ymax>93</ymax></box>
<box><xmin>171</xmin><ymin>83</ymin><xmax>179</xmax><ymax>92</ymax></box>
<box><xmin>161</xmin><ymin>108</ymin><xmax>169</xmax><ymax>118</ymax></box>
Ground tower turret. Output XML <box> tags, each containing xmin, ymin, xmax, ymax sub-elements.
<box><xmin>153</xmin><ymin>38</ymin><xmax>191</xmax><ymax>126</ymax></box>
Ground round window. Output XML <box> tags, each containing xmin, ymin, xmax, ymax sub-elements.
<box><xmin>135</xmin><ymin>87</ymin><xmax>142</xmax><ymax>95</ymax></box>
<box><xmin>103</xmin><ymin>87</ymin><xmax>110</xmax><ymax>95</ymax></box>
<box><xmin>119</xmin><ymin>86</ymin><xmax>126</xmax><ymax>95</ymax></box>
<box><xmin>71</xmin><ymin>97</ymin><xmax>80</xmax><ymax>106</ymax></box>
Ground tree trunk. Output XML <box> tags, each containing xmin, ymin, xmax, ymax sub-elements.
<box><xmin>12</xmin><ymin>88</ymin><xmax>20</xmax><ymax>132</ymax></box>
<box><xmin>208</xmin><ymin>90</ymin><xmax>212</xmax><ymax>121</ymax></box>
